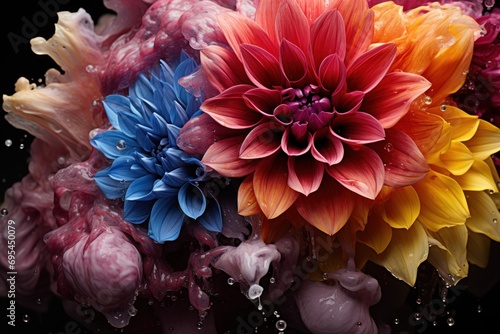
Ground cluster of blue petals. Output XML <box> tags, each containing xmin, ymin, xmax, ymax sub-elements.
<box><xmin>91</xmin><ymin>53</ymin><xmax>222</xmax><ymax>242</ymax></box>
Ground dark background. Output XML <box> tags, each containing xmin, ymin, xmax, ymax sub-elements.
<box><xmin>1</xmin><ymin>1</ymin><xmax>500</xmax><ymax>334</ymax></box>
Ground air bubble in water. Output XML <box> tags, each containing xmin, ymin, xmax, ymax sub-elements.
<box><xmin>485</xmin><ymin>0</ymin><xmax>495</xmax><ymax>9</ymax></box>
<box><xmin>23</xmin><ymin>314</ymin><xmax>30</xmax><ymax>323</ymax></box>
<box><xmin>5</xmin><ymin>139</ymin><xmax>12</xmax><ymax>147</ymax></box>
<box><xmin>1</xmin><ymin>208</ymin><xmax>8</xmax><ymax>216</ymax></box>
<box><xmin>275</xmin><ymin>319</ymin><xmax>287</xmax><ymax>331</ymax></box>
<box><xmin>227</xmin><ymin>277</ymin><xmax>235</xmax><ymax>285</ymax></box>
<box><xmin>447</xmin><ymin>317</ymin><xmax>455</xmax><ymax>326</ymax></box>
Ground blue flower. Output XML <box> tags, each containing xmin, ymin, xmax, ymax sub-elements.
<box><xmin>91</xmin><ymin>53</ymin><xmax>223</xmax><ymax>243</ymax></box>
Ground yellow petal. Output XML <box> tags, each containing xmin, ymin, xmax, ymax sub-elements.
<box><xmin>380</xmin><ymin>186</ymin><xmax>420</xmax><ymax>229</ymax></box>
<box><xmin>466</xmin><ymin>231</ymin><xmax>491</xmax><ymax>268</ymax></box>
<box><xmin>357</xmin><ymin>212</ymin><xmax>392</xmax><ymax>254</ymax></box>
<box><xmin>454</xmin><ymin>159</ymin><xmax>498</xmax><ymax>192</ymax></box>
<box><xmin>465</xmin><ymin>119</ymin><xmax>500</xmax><ymax>160</ymax></box>
<box><xmin>413</xmin><ymin>171</ymin><xmax>469</xmax><ymax>231</ymax></box>
<box><xmin>427</xmin><ymin>105</ymin><xmax>479</xmax><ymax>142</ymax></box>
<box><xmin>370</xmin><ymin>221</ymin><xmax>428</xmax><ymax>286</ymax></box>
<box><xmin>465</xmin><ymin>191</ymin><xmax>500</xmax><ymax>242</ymax></box>
<box><xmin>427</xmin><ymin>225</ymin><xmax>469</xmax><ymax>285</ymax></box>
<box><xmin>439</xmin><ymin>141</ymin><xmax>474</xmax><ymax>176</ymax></box>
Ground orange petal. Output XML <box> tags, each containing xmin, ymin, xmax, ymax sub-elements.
<box><xmin>202</xmin><ymin>136</ymin><xmax>259</xmax><ymax>177</ymax></box>
<box><xmin>253</xmin><ymin>154</ymin><xmax>300</xmax><ymax>219</ymax></box>
<box><xmin>295</xmin><ymin>176</ymin><xmax>354</xmax><ymax>235</ymax></box>
<box><xmin>357</xmin><ymin>211</ymin><xmax>392</xmax><ymax>254</ymax></box>
<box><xmin>237</xmin><ymin>174</ymin><xmax>262</xmax><ymax>216</ymax></box>
<box><xmin>287</xmin><ymin>155</ymin><xmax>324</xmax><ymax>196</ymax></box>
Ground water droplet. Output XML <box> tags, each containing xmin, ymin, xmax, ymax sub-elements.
<box><xmin>485</xmin><ymin>0</ymin><xmax>495</xmax><ymax>9</ymax></box>
<box><xmin>447</xmin><ymin>317</ymin><xmax>455</xmax><ymax>326</ymax></box>
<box><xmin>322</xmin><ymin>273</ymin><xmax>329</xmax><ymax>280</ymax></box>
<box><xmin>5</xmin><ymin>139</ymin><xmax>12</xmax><ymax>147</ymax></box>
<box><xmin>424</xmin><ymin>96</ymin><xmax>432</xmax><ymax>105</ymax></box>
<box><xmin>275</xmin><ymin>319</ymin><xmax>287</xmax><ymax>331</ymax></box>
<box><xmin>116</xmin><ymin>140</ymin><xmax>127</xmax><ymax>151</ymax></box>
<box><xmin>383</xmin><ymin>143</ymin><xmax>393</xmax><ymax>152</ymax></box>
<box><xmin>269</xmin><ymin>277</ymin><xmax>275</xmax><ymax>284</ymax></box>
<box><xmin>433</xmin><ymin>321</ymin><xmax>438</xmax><ymax>326</ymax></box>
<box><xmin>86</xmin><ymin>65</ymin><xmax>98</xmax><ymax>73</ymax></box>
<box><xmin>227</xmin><ymin>277</ymin><xmax>235</xmax><ymax>285</ymax></box>
<box><xmin>477</xmin><ymin>304</ymin><xmax>482</xmax><ymax>313</ymax></box>
<box><xmin>357</xmin><ymin>321</ymin><xmax>363</xmax><ymax>327</ymax></box>
<box><xmin>416</xmin><ymin>298</ymin><xmax>422</xmax><ymax>305</ymax></box>
<box><xmin>440</xmin><ymin>105</ymin><xmax>447</xmax><ymax>112</ymax></box>
<box><xmin>394</xmin><ymin>318</ymin><xmax>399</xmax><ymax>325</ymax></box>
<box><xmin>489</xmin><ymin>189</ymin><xmax>495</xmax><ymax>194</ymax></box>
<box><xmin>57</xmin><ymin>156</ymin><xmax>66</xmax><ymax>165</ymax></box>
<box><xmin>493</xmin><ymin>218</ymin><xmax>498</xmax><ymax>224</ymax></box>
<box><xmin>36</xmin><ymin>298</ymin><xmax>42</xmax><ymax>305</ymax></box>
<box><xmin>414</xmin><ymin>313</ymin><xmax>421</xmax><ymax>321</ymax></box>
<box><xmin>197</xmin><ymin>322</ymin><xmax>203</xmax><ymax>330</ymax></box>
<box><xmin>128</xmin><ymin>307</ymin><xmax>137</xmax><ymax>317</ymax></box>
<box><xmin>171</xmin><ymin>295</ymin><xmax>177</xmax><ymax>302</ymax></box>
<box><xmin>23</xmin><ymin>314</ymin><xmax>30</xmax><ymax>322</ymax></box>
<box><xmin>19</xmin><ymin>143</ymin><xmax>24</xmax><ymax>149</ymax></box>
<box><xmin>1</xmin><ymin>208</ymin><xmax>8</xmax><ymax>216</ymax></box>
<box><xmin>148</xmin><ymin>298</ymin><xmax>154</xmax><ymax>306</ymax></box>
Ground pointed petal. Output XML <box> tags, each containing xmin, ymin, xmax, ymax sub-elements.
<box><xmin>381</xmin><ymin>186</ymin><xmax>420</xmax><ymax>229</ymax></box>
<box><xmin>108</xmin><ymin>156</ymin><xmax>148</xmax><ymax>182</ymax></box>
<box><xmin>357</xmin><ymin>212</ymin><xmax>392</xmax><ymax>254</ymax></box>
<box><xmin>275</xmin><ymin>0</ymin><xmax>311</xmax><ymax>62</ymax></box>
<box><xmin>243</xmin><ymin>88</ymin><xmax>283</xmax><ymax>116</ymax></box>
<box><xmin>311</xmin><ymin>9</ymin><xmax>346</xmax><ymax>67</ymax></box>
<box><xmin>178</xmin><ymin>183</ymin><xmax>206</xmax><ymax>219</ymax></box>
<box><xmin>326</xmin><ymin>145</ymin><xmax>384</xmax><ymax>199</ymax></box>
<box><xmin>465</xmin><ymin>119</ymin><xmax>500</xmax><ymax>160</ymax></box>
<box><xmin>279</xmin><ymin>40</ymin><xmax>308</xmax><ymax>85</ymax></box>
<box><xmin>331</xmin><ymin>112</ymin><xmax>385</xmax><ymax>145</ymax></box>
<box><xmin>198</xmin><ymin>195</ymin><xmax>223</xmax><ymax>232</ymax></box>
<box><xmin>255</xmin><ymin>0</ymin><xmax>281</xmax><ymax>43</ymax></box>
<box><xmin>371</xmin><ymin>221</ymin><xmax>429</xmax><ymax>286</ymax></box>
<box><xmin>295</xmin><ymin>175</ymin><xmax>354</xmax><ymax>235</ymax></box>
<box><xmin>467</xmin><ymin>232</ymin><xmax>491</xmax><ymax>268</ymax></box>
<box><xmin>454</xmin><ymin>159</ymin><xmax>498</xmax><ymax>192</ymax></box>
<box><xmin>124</xmin><ymin>199</ymin><xmax>154</xmax><ymax>224</ymax></box>
<box><xmin>217</xmin><ymin>11</ymin><xmax>278</xmax><ymax>60</ymax></box>
<box><xmin>240</xmin><ymin>123</ymin><xmax>283</xmax><ymax>159</ymax></box>
<box><xmin>202</xmin><ymin>136</ymin><xmax>260</xmax><ymax>177</ymax></box>
<box><xmin>126</xmin><ymin>174</ymin><xmax>157</xmax><ymax>201</ymax></box>
<box><xmin>369</xmin><ymin>128</ymin><xmax>429</xmax><ymax>187</ymax></box>
<box><xmin>311</xmin><ymin>128</ymin><xmax>344</xmax><ymax>165</ymax></box>
<box><xmin>253</xmin><ymin>154</ymin><xmax>300</xmax><ymax>219</ymax></box>
<box><xmin>91</xmin><ymin>130</ymin><xmax>142</xmax><ymax>159</ymax></box>
<box><xmin>201</xmin><ymin>85</ymin><xmax>263</xmax><ymax>129</ymax></box>
<box><xmin>362</xmin><ymin>72</ymin><xmax>431</xmax><ymax>128</ymax></box>
<box><xmin>465</xmin><ymin>191</ymin><xmax>500</xmax><ymax>242</ymax></box>
<box><xmin>412</xmin><ymin>171</ymin><xmax>469</xmax><ymax>231</ymax></box>
<box><xmin>347</xmin><ymin>43</ymin><xmax>396</xmax><ymax>93</ymax></box>
<box><xmin>148</xmin><ymin>198</ymin><xmax>184</xmax><ymax>242</ymax></box>
<box><xmin>318</xmin><ymin>54</ymin><xmax>346</xmax><ymax>93</ymax></box>
<box><xmin>200</xmin><ymin>45</ymin><xmax>250</xmax><ymax>93</ymax></box>
<box><xmin>102</xmin><ymin>95</ymin><xmax>133</xmax><ymax>130</ymax></box>
<box><xmin>237</xmin><ymin>174</ymin><xmax>262</xmax><ymax>216</ymax></box>
<box><xmin>394</xmin><ymin>111</ymin><xmax>445</xmax><ymax>156</ymax></box>
<box><xmin>439</xmin><ymin>141</ymin><xmax>474</xmax><ymax>176</ymax></box>
<box><xmin>428</xmin><ymin>105</ymin><xmax>479</xmax><ymax>142</ymax></box>
<box><xmin>240</xmin><ymin>44</ymin><xmax>287</xmax><ymax>88</ymax></box>
<box><xmin>287</xmin><ymin>155</ymin><xmax>324</xmax><ymax>196</ymax></box>
<box><xmin>93</xmin><ymin>168</ymin><xmax>130</xmax><ymax>199</ymax></box>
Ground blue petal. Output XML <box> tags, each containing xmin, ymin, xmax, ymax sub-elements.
<box><xmin>160</xmin><ymin>148</ymin><xmax>186</xmax><ymax>171</ymax></box>
<box><xmin>124</xmin><ymin>199</ymin><xmax>154</xmax><ymax>224</ymax></box>
<box><xmin>148</xmin><ymin>198</ymin><xmax>185</xmax><ymax>242</ymax></box>
<box><xmin>135</xmin><ymin>152</ymin><xmax>160</xmax><ymax>175</ymax></box>
<box><xmin>185</xmin><ymin>95</ymin><xmax>202</xmax><ymax>119</ymax></box>
<box><xmin>170</xmin><ymin>101</ymin><xmax>189</xmax><ymax>128</ymax></box>
<box><xmin>198</xmin><ymin>195</ymin><xmax>223</xmax><ymax>232</ymax></box>
<box><xmin>102</xmin><ymin>95</ymin><xmax>132</xmax><ymax>130</ymax></box>
<box><xmin>161</xmin><ymin>166</ymin><xmax>190</xmax><ymax>187</ymax></box>
<box><xmin>178</xmin><ymin>182</ymin><xmax>206</xmax><ymax>219</ymax></box>
<box><xmin>125</xmin><ymin>174</ymin><xmax>157</xmax><ymax>201</ymax></box>
<box><xmin>90</xmin><ymin>130</ymin><xmax>141</xmax><ymax>159</ymax></box>
<box><xmin>159</xmin><ymin>59</ymin><xmax>175</xmax><ymax>84</ymax></box>
<box><xmin>93</xmin><ymin>168</ymin><xmax>131</xmax><ymax>199</ymax></box>
<box><xmin>167</xmin><ymin>124</ymin><xmax>181</xmax><ymax>144</ymax></box>
<box><xmin>135</xmin><ymin>124</ymin><xmax>157</xmax><ymax>152</ymax></box>
<box><xmin>130</xmin><ymin>73</ymin><xmax>155</xmax><ymax>105</ymax></box>
<box><xmin>150</xmin><ymin>112</ymin><xmax>169</xmax><ymax>136</ymax></box>
<box><xmin>117</xmin><ymin>109</ymin><xmax>142</xmax><ymax>138</ymax></box>
<box><xmin>108</xmin><ymin>156</ymin><xmax>148</xmax><ymax>182</ymax></box>
<box><xmin>174</xmin><ymin>57</ymin><xmax>198</xmax><ymax>106</ymax></box>
<box><xmin>152</xmin><ymin>180</ymin><xmax>179</xmax><ymax>198</ymax></box>
<box><xmin>139</xmin><ymin>99</ymin><xmax>158</xmax><ymax>123</ymax></box>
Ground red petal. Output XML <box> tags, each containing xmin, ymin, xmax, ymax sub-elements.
<box><xmin>240</xmin><ymin>123</ymin><xmax>284</xmax><ymax>159</ymax></box>
<box><xmin>202</xmin><ymin>136</ymin><xmax>259</xmax><ymax>177</ymax></box>
<box><xmin>201</xmin><ymin>85</ymin><xmax>263</xmax><ymax>129</ymax></box>
<box><xmin>362</xmin><ymin>72</ymin><xmax>431</xmax><ymax>128</ymax></box>
<box><xmin>311</xmin><ymin>9</ymin><xmax>346</xmax><ymax>68</ymax></box>
<box><xmin>253</xmin><ymin>154</ymin><xmax>300</xmax><ymax>219</ymax></box>
<box><xmin>217</xmin><ymin>12</ymin><xmax>278</xmax><ymax>60</ymax></box>
<box><xmin>255</xmin><ymin>1</ymin><xmax>281</xmax><ymax>43</ymax></box>
<box><xmin>333</xmin><ymin>90</ymin><xmax>364</xmax><ymax>113</ymax></box>
<box><xmin>275</xmin><ymin>0</ymin><xmax>311</xmax><ymax>62</ymax></box>
<box><xmin>287</xmin><ymin>155</ymin><xmax>324</xmax><ymax>196</ymax></box>
<box><xmin>312</xmin><ymin>128</ymin><xmax>344</xmax><ymax>165</ymax></box>
<box><xmin>243</xmin><ymin>88</ymin><xmax>283</xmax><ymax>116</ymax></box>
<box><xmin>326</xmin><ymin>145</ymin><xmax>385</xmax><ymax>199</ymax></box>
<box><xmin>346</xmin><ymin>43</ymin><xmax>397</xmax><ymax>93</ymax></box>
<box><xmin>295</xmin><ymin>175</ymin><xmax>355</xmax><ymax>235</ymax></box>
<box><xmin>369</xmin><ymin>129</ymin><xmax>430</xmax><ymax>187</ymax></box>
<box><xmin>282</xmin><ymin>126</ymin><xmax>313</xmax><ymax>156</ymax></box>
<box><xmin>319</xmin><ymin>54</ymin><xmax>346</xmax><ymax>94</ymax></box>
<box><xmin>279</xmin><ymin>40</ymin><xmax>309</xmax><ymax>85</ymax></box>
<box><xmin>201</xmin><ymin>46</ymin><xmax>250</xmax><ymax>93</ymax></box>
<box><xmin>330</xmin><ymin>112</ymin><xmax>385</xmax><ymax>144</ymax></box>
<box><xmin>240</xmin><ymin>44</ymin><xmax>287</xmax><ymax>88</ymax></box>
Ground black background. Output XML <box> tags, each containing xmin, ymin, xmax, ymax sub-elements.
<box><xmin>1</xmin><ymin>1</ymin><xmax>500</xmax><ymax>334</ymax></box>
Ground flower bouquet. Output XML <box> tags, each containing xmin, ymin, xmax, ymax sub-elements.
<box><xmin>2</xmin><ymin>0</ymin><xmax>500</xmax><ymax>333</ymax></box>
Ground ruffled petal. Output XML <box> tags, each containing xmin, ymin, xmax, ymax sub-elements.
<box><xmin>148</xmin><ymin>197</ymin><xmax>185</xmax><ymax>243</ymax></box>
<box><xmin>287</xmin><ymin>155</ymin><xmax>324</xmax><ymax>196</ymax></box>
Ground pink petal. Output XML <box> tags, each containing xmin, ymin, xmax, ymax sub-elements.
<box><xmin>243</xmin><ymin>88</ymin><xmax>283</xmax><ymax>116</ymax></box>
<box><xmin>346</xmin><ymin>43</ymin><xmax>397</xmax><ymax>93</ymax></box>
<box><xmin>333</xmin><ymin>90</ymin><xmax>364</xmax><ymax>113</ymax></box>
<box><xmin>368</xmin><ymin>129</ymin><xmax>430</xmax><ymax>187</ymax></box>
<box><xmin>275</xmin><ymin>0</ymin><xmax>312</xmax><ymax>62</ymax></box>
<box><xmin>202</xmin><ymin>136</ymin><xmax>260</xmax><ymax>177</ymax></box>
<box><xmin>201</xmin><ymin>85</ymin><xmax>263</xmax><ymax>129</ymax></box>
<box><xmin>240</xmin><ymin>44</ymin><xmax>288</xmax><ymax>88</ymax></box>
<box><xmin>240</xmin><ymin>123</ymin><xmax>284</xmax><ymax>159</ymax></box>
<box><xmin>287</xmin><ymin>155</ymin><xmax>325</xmax><ymax>196</ymax></box>
<box><xmin>279</xmin><ymin>40</ymin><xmax>309</xmax><ymax>85</ymax></box>
<box><xmin>311</xmin><ymin>9</ymin><xmax>346</xmax><ymax>68</ymax></box>
<box><xmin>319</xmin><ymin>54</ymin><xmax>347</xmax><ymax>94</ymax></box>
<box><xmin>312</xmin><ymin>128</ymin><xmax>344</xmax><ymax>165</ymax></box>
<box><xmin>295</xmin><ymin>176</ymin><xmax>355</xmax><ymax>235</ymax></box>
<box><xmin>330</xmin><ymin>112</ymin><xmax>385</xmax><ymax>144</ymax></box>
<box><xmin>362</xmin><ymin>72</ymin><xmax>432</xmax><ymax>128</ymax></box>
<box><xmin>326</xmin><ymin>145</ymin><xmax>385</xmax><ymax>199</ymax></box>
<box><xmin>282</xmin><ymin>126</ymin><xmax>313</xmax><ymax>156</ymax></box>
<box><xmin>217</xmin><ymin>11</ymin><xmax>278</xmax><ymax>60</ymax></box>
<box><xmin>201</xmin><ymin>45</ymin><xmax>251</xmax><ymax>93</ymax></box>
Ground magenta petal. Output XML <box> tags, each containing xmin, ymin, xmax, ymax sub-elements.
<box><xmin>333</xmin><ymin>90</ymin><xmax>364</xmax><ymax>113</ymax></box>
<box><xmin>287</xmin><ymin>155</ymin><xmax>324</xmax><ymax>196</ymax></box>
<box><xmin>282</xmin><ymin>126</ymin><xmax>312</xmax><ymax>156</ymax></box>
<box><xmin>279</xmin><ymin>39</ymin><xmax>309</xmax><ymax>85</ymax></box>
<box><xmin>331</xmin><ymin>112</ymin><xmax>385</xmax><ymax>145</ymax></box>
<box><xmin>312</xmin><ymin>128</ymin><xmax>344</xmax><ymax>165</ymax></box>
<box><xmin>243</xmin><ymin>88</ymin><xmax>283</xmax><ymax>116</ymax></box>
<box><xmin>311</xmin><ymin>9</ymin><xmax>346</xmax><ymax>68</ymax></box>
<box><xmin>240</xmin><ymin>123</ymin><xmax>284</xmax><ymax>159</ymax></box>
<box><xmin>369</xmin><ymin>128</ymin><xmax>430</xmax><ymax>187</ymax></box>
<box><xmin>326</xmin><ymin>145</ymin><xmax>385</xmax><ymax>199</ymax></box>
<box><xmin>346</xmin><ymin>43</ymin><xmax>397</xmax><ymax>93</ymax></box>
<box><xmin>240</xmin><ymin>44</ymin><xmax>287</xmax><ymax>88</ymax></box>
